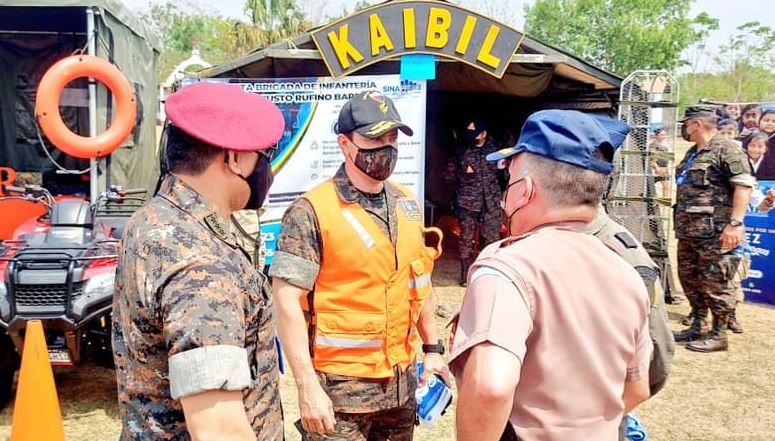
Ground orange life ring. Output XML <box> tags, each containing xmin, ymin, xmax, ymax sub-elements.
<box><xmin>35</xmin><ymin>55</ymin><xmax>136</xmax><ymax>159</ymax></box>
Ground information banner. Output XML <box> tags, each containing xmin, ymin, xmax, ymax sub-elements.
<box><xmin>204</xmin><ymin>75</ymin><xmax>427</xmax><ymax>264</ymax></box>
<box><xmin>743</xmin><ymin>180</ymin><xmax>775</xmax><ymax>306</ymax></box>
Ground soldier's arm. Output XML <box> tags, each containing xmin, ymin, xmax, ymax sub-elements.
<box><xmin>273</xmin><ymin>278</ymin><xmax>335</xmax><ymax>434</ymax></box>
<box><xmin>160</xmin><ymin>256</ymin><xmax>257</xmax><ymax>440</ymax></box>
<box><xmin>180</xmin><ymin>391</ymin><xmax>256</xmax><ymax>441</ymax></box>
<box><xmin>731</xmin><ymin>185</ymin><xmax>753</xmax><ymax>222</ymax></box>
<box><xmin>269</xmin><ymin>199</ymin><xmax>335</xmax><ymax>434</ymax></box>
<box><xmin>721</xmin><ymin>145</ymin><xmax>755</xmax><ymax>248</ymax></box>
<box><xmin>416</xmin><ymin>290</ymin><xmax>451</xmax><ymax>385</ymax></box>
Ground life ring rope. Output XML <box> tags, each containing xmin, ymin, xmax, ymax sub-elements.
<box><xmin>35</xmin><ymin>55</ymin><xmax>136</xmax><ymax>159</ymax></box>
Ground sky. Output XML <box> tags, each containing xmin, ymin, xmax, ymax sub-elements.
<box><xmin>122</xmin><ymin>0</ymin><xmax>772</xmax><ymax>72</ymax></box>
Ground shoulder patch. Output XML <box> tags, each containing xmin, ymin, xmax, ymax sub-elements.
<box><xmin>614</xmin><ymin>232</ymin><xmax>638</xmax><ymax>249</ymax></box>
<box><xmin>204</xmin><ymin>213</ymin><xmax>228</xmax><ymax>240</ymax></box>
<box><xmin>398</xmin><ymin>198</ymin><xmax>422</xmax><ymax>221</ymax></box>
<box><xmin>635</xmin><ymin>265</ymin><xmax>660</xmax><ymax>281</ymax></box>
<box><xmin>727</xmin><ymin>159</ymin><xmax>745</xmax><ymax>175</ymax></box>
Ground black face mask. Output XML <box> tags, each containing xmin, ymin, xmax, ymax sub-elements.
<box><xmin>352</xmin><ymin>143</ymin><xmax>398</xmax><ymax>181</ymax></box>
<box><xmin>464</xmin><ymin>129</ymin><xmax>482</xmax><ymax>146</ymax></box>
<box><xmin>500</xmin><ymin>178</ymin><xmax>525</xmax><ymax>237</ymax></box>
<box><xmin>239</xmin><ymin>153</ymin><xmax>273</xmax><ymax>210</ymax></box>
<box><xmin>681</xmin><ymin>121</ymin><xmax>697</xmax><ymax>142</ymax></box>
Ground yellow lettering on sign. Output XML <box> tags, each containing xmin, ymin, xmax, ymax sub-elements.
<box><xmin>403</xmin><ymin>8</ymin><xmax>417</xmax><ymax>49</ymax></box>
<box><xmin>455</xmin><ymin>15</ymin><xmax>477</xmax><ymax>55</ymax></box>
<box><xmin>369</xmin><ymin>14</ymin><xmax>394</xmax><ymax>56</ymax></box>
<box><xmin>425</xmin><ymin>7</ymin><xmax>451</xmax><ymax>49</ymax></box>
<box><xmin>477</xmin><ymin>24</ymin><xmax>502</xmax><ymax>69</ymax></box>
<box><xmin>327</xmin><ymin>24</ymin><xmax>364</xmax><ymax>69</ymax></box>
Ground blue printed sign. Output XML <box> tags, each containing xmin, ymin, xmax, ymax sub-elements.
<box><xmin>743</xmin><ymin>180</ymin><xmax>775</xmax><ymax>306</ymax></box>
<box><xmin>260</xmin><ymin>221</ymin><xmax>283</xmax><ymax>266</ymax></box>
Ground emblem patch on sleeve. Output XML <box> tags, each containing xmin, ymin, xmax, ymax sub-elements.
<box><xmin>398</xmin><ymin>198</ymin><xmax>422</xmax><ymax>221</ymax></box>
<box><xmin>614</xmin><ymin>232</ymin><xmax>638</xmax><ymax>249</ymax></box>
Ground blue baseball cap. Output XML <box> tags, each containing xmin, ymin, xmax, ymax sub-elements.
<box><xmin>486</xmin><ymin>110</ymin><xmax>630</xmax><ymax>174</ymax></box>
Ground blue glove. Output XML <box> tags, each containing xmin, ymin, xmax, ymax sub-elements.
<box><xmin>625</xmin><ymin>413</ymin><xmax>647</xmax><ymax>441</ymax></box>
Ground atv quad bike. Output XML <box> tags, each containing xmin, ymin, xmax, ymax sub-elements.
<box><xmin>0</xmin><ymin>184</ymin><xmax>144</xmax><ymax>409</ymax></box>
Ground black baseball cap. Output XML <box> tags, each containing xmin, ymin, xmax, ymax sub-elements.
<box><xmin>680</xmin><ymin>104</ymin><xmax>718</xmax><ymax>122</ymax></box>
<box><xmin>337</xmin><ymin>91</ymin><xmax>414</xmax><ymax>138</ymax></box>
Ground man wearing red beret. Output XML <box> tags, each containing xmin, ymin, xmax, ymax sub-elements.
<box><xmin>112</xmin><ymin>82</ymin><xmax>284</xmax><ymax>440</ymax></box>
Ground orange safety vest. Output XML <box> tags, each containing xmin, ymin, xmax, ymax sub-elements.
<box><xmin>302</xmin><ymin>179</ymin><xmax>441</xmax><ymax>378</ymax></box>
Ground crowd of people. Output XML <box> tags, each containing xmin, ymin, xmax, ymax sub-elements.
<box><xmin>109</xmin><ymin>83</ymin><xmax>774</xmax><ymax>441</ymax></box>
<box><xmin>719</xmin><ymin>103</ymin><xmax>775</xmax><ymax>180</ymax></box>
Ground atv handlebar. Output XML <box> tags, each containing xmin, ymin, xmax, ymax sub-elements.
<box><xmin>121</xmin><ymin>188</ymin><xmax>146</xmax><ymax>195</ymax></box>
<box><xmin>0</xmin><ymin>184</ymin><xmax>54</xmax><ymax>209</ymax></box>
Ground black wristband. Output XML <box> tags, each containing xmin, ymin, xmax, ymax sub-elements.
<box><xmin>422</xmin><ymin>339</ymin><xmax>445</xmax><ymax>355</ymax></box>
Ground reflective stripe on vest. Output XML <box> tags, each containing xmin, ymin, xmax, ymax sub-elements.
<box><xmin>303</xmin><ymin>179</ymin><xmax>428</xmax><ymax>378</ymax></box>
<box><xmin>316</xmin><ymin>336</ymin><xmax>383</xmax><ymax>349</ymax></box>
<box><xmin>342</xmin><ymin>209</ymin><xmax>376</xmax><ymax>249</ymax></box>
<box><xmin>409</xmin><ymin>273</ymin><xmax>432</xmax><ymax>289</ymax></box>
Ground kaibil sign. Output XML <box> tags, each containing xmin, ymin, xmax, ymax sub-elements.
<box><xmin>311</xmin><ymin>0</ymin><xmax>525</xmax><ymax>79</ymax></box>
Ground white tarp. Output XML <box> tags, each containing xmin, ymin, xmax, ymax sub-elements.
<box><xmin>200</xmin><ymin>75</ymin><xmax>427</xmax><ymax>263</ymax></box>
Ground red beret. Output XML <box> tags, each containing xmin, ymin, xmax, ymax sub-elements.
<box><xmin>165</xmin><ymin>82</ymin><xmax>284</xmax><ymax>152</ymax></box>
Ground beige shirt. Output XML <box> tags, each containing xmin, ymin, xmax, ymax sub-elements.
<box><xmin>450</xmin><ymin>224</ymin><xmax>652</xmax><ymax>441</ymax></box>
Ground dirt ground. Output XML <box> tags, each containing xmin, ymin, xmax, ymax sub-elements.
<box><xmin>2</xmin><ymin>140</ymin><xmax>774</xmax><ymax>440</ymax></box>
<box><xmin>1</xmin><ymin>253</ymin><xmax>774</xmax><ymax>440</ymax></box>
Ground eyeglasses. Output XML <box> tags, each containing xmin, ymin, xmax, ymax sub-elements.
<box><xmin>260</xmin><ymin>144</ymin><xmax>279</xmax><ymax>161</ymax></box>
<box><xmin>500</xmin><ymin>177</ymin><xmax>526</xmax><ymax>209</ymax></box>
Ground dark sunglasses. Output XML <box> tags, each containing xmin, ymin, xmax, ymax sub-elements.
<box><xmin>260</xmin><ymin>144</ymin><xmax>279</xmax><ymax>161</ymax></box>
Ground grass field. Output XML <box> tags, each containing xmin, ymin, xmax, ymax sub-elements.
<box><xmin>2</xmin><ymin>141</ymin><xmax>774</xmax><ymax>440</ymax></box>
<box><xmin>1</xmin><ymin>254</ymin><xmax>774</xmax><ymax>440</ymax></box>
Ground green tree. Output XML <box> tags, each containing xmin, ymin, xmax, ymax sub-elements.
<box><xmin>524</xmin><ymin>0</ymin><xmax>718</xmax><ymax>76</ymax></box>
<box><xmin>141</xmin><ymin>1</ymin><xmax>267</xmax><ymax>78</ymax></box>
<box><xmin>679</xmin><ymin>21</ymin><xmax>775</xmax><ymax>107</ymax></box>
<box><xmin>244</xmin><ymin>0</ymin><xmax>311</xmax><ymax>42</ymax></box>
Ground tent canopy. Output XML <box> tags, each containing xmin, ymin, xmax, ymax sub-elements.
<box><xmin>0</xmin><ymin>0</ymin><xmax>160</xmax><ymax>194</ymax></box>
<box><xmin>0</xmin><ymin>0</ymin><xmax>161</xmax><ymax>51</ymax></box>
<box><xmin>198</xmin><ymin>0</ymin><xmax>624</xmax><ymax>209</ymax></box>
<box><xmin>199</xmin><ymin>0</ymin><xmax>621</xmax><ymax>110</ymax></box>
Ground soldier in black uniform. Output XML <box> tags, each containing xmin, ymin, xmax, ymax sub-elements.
<box><xmin>453</xmin><ymin>119</ymin><xmax>502</xmax><ymax>286</ymax></box>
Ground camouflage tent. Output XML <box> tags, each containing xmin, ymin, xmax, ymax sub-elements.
<box><xmin>0</xmin><ymin>0</ymin><xmax>160</xmax><ymax>195</ymax></box>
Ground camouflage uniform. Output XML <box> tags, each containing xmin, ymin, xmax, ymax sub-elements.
<box><xmin>674</xmin><ymin>134</ymin><xmax>755</xmax><ymax>344</ymax></box>
<box><xmin>269</xmin><ymin>164</ymin><xmax>418</xmax><ymax>441</ymax></box>
<box><xmin>585</xmin><ymin>208</ymin><xmax>675</xmax><ymax>441</ymax></box>
<box><xmin>454</xmin><ymin>138</ymin><xmax>502</xmax><ymax>276</ymax></box>
<box><xmin>112</xmin><ymin>175</ymin><xmax>283</xmax><ymax>440</ymax></box>
<box><xmin>232</xmin><ymin>208</ymin><xmax>267</xmax><ymax>271</ymax></box>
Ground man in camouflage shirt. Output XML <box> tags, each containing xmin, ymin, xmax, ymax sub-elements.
<box><xmin>270</xmin><ymin>91</ymin><xmax>449</xmax><ymax>441</ymax></box>
<box><xmin>112</xmin><ymin>82</ymin><xmax>284</xmax><ymax>440</ymax></box>
<box><xmin>451</xmin><ymin>118</ymin><xmax>502</xmax><ymax>286</ymax></box>
<box><xmin>672</xmin><ymin>105</ymin><xmax>754</xmax><ymax>352</ymax></box>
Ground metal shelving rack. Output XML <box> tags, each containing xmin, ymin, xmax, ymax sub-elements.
<box><xmin>609</xmin><ymin>70</ymin><xmax>681</xmax><ymax>297</ymax></box>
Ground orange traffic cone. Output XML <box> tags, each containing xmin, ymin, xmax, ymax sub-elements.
<box><xmin>10</xmin><ymin>320</ymin><xmax>66</xmax><ymax>441</ymax></box>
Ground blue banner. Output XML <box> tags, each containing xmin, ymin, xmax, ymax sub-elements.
<box><xmin>743</xmin><ymin>180</ymin><xmax>775</xmax><ymax>306</ymax></box>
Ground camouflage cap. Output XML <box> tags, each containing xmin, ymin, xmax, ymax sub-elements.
<box><xmin>337</xmin><ymin>91</ymin><xmax>413</xmax><ymax>139</ymax></box>
<box><xmin>680</xmin><ymin>104</ymin><xmax>718</xmax><ymax>122</ymax></box>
